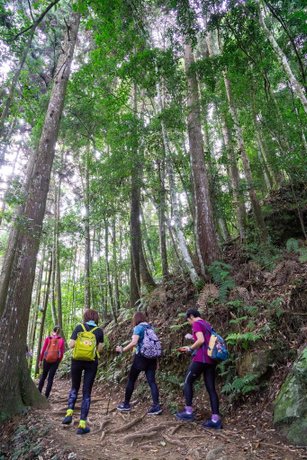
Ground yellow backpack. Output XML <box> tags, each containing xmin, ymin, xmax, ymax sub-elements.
<box><xmin>72</xmin><ymin>324</ymin><xmax>99</xmax><ymax>361</ymax></box>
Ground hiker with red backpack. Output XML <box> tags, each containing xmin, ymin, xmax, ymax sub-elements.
<box><xmin>38</xmin><ymin>326</ymin><xmax>65</xmax><ymax>398</ymax></box>
<box><xmin>176</xmin><ymin>308</ymin><xmax>227</xmax><ymax>429</ymax></box>
<box><xmin>62</xmin><ymin>309</ymin><xmax>104</xmax><ymax>435</ymax></box>
<box><xmin>116</xmin><ymin>311</ymin><xmax>162</xmax><ymax>415</ymax></box>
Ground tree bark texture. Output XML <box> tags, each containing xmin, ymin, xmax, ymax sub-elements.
<box><xmin>0</xmin><ymin>11</ymin><xmax>80</xmax><ymax>420</ymax></box>
<box><xmin>184</xmin><ymin>43</ymin><xmax>220</xmax><ymax>266</ymax></box>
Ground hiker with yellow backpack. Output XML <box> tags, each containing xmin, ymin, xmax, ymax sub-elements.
<box><xmin>62</xmin><ymin>309</ymin><xmax>104</xmax><ymax>435</ymax></box>
<box><xmin>38</xmin><ymin>326</ymin><xmax>65</xmax><ymax>398</ymax></box>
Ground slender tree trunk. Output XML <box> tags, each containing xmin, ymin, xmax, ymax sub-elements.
<box><xmin>130</xmin><ymin>84</ymin><xmax>141</xmax><ymax>308</ymax></box>
<box><xmin>140</xmin><ymin>205</ymin><xmax>156</xmax><ymax>271</ymax></box>
<box><xmin>258</xmin><ymin>2</ymin><xmax>307</xmax><ymax>113</ymax></box>
<box><xmin>97</xmin><ymin>228</ymin><xmax>107</xmax><ymax>322</ymax></box>
<box><xmin>0</xmin><ymin>12</ymin><xmax>80</xmax><ymax>420</ymax></box>
<box><xmin>35</xmin><ymin>255</ymin><xmax>53</xmax><ymax>377</ymax></box>
<box><xmin>51</xmin><ymin>188</ymin><xmax>58</xmax><ymax>325</ymax></box>
<box><xmin>223</xmin><ymin>74</ymin><xmax>269</xmax><ymax>241</ymax></box>
<box><xmin>139</xmin><ymin>242</ymin><xmax>156</xmax><ymax>289</ymax></box>
<box><xmin>184</xmin><ymin>43</ymin><xmax>220</xmax><ymax>265</ymax></box>
<box><xmin>112</xmin><ymin>217</ymin><xmax>120</xmax><ymax>313</ymax></box>
<box><xmin>84</xmin><ymin>152</ymin><xmax>91</xmax><ymax>309</ymax></box>
<box><xmin>167</xmin><ymin>159</ymin><xmax>200</xmax><ymax>284</ymax></box>
<box><xmin>157</xmin><ymin>159</ymin><xmax>169</xmax><ymax>278</ymax></box>
<box><xmin>105</xmin><ymin>220</ymin><xmax>117</xmax><ymax>322</ymax></box>
<box><xmin>28</xmin><ymin>245</ymin><xmax>46</xmax><ymax>370</ymax></box>
<box><xmin>54</xmin><ymin>170</ymin><xmax>66</xmax><ymax>344</ymax></box>
<box><xmin>220</xmin><ymin>116</ymin><xmax>246</xmax><ymax>241</ymax></box>
<box><xmin>130</xmin><ymin>165</ymin><xmax>141</xmax><ymax>307</ymax></box>
<box><xmin>70</xmin><ymin>243</ymin><xmax>78</xmax><ymax>327</ymax></box>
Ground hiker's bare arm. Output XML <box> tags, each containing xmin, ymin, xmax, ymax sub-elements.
<box><xmin>191</xmin><ymin>331</ymin><xmax>205</xmax><ymax>350</ymax></box>
<box><xmin>180</xmin><ymin>331</ymin><xmax>204</xmax><ymax>353</ymax></box>
<box><xmin>69</xmin><ymin>339</ymin><xmax>75</xmax><ymax>349</ymax></box>
<box><xmin>116</xmin><ymin>335</ymin><xmax>139</xmax><ymax>353</ymax></box>
<box><xmin>97</xmin><ymin>343</ymin><xmax>103</xmax><ymax>353</ymax></box>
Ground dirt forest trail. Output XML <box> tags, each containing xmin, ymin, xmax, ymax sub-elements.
<box><xmin>28</xmin><ymin>379</ymin><xmax>305</xmax><ymax>460</ymax></box>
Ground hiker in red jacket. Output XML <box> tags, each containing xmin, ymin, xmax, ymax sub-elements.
<box><xmin>38</xmin><ymin>326</ymin><xmax>65</xmax><ymax>398</ymax></box>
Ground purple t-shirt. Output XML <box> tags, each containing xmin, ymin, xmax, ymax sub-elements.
<box><xmin>192</xmin><ymin>319</ymin><xmax>215</xmax><ymax>364</ymax></box>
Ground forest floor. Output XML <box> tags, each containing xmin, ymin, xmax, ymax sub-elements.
<box><xmin>1</xmin><ymin>379</ymin><xmax>306</xmax><ymax>460</ymax></box>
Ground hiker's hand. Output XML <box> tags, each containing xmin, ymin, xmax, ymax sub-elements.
<box><xmin>185</xmin><ymin>333</ymin><xmax>193</xmax><ymax>341</ymax></box>
<box><xmin>116</xmin><ymin>345</ymin><xmax>123</xmax><ymax>354</ymax></box>
<box><xmin>178</xmin><ymin>346</ymin><xmax>192</xmax><ymax>353</ymax></box>
<box><xmin>39</xmin><ymin>362</ymin><xmax>42</xmax><ymax>368</ymax></box>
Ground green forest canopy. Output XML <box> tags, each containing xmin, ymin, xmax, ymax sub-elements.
<box><xmin>0</xmin><ymin>0</ymin><xmax>306</xmax><ymax>418</ymax></box>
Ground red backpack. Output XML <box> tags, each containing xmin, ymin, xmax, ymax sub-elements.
<box><xmin>44</xmin><ymin>337</ymin><xmax>61</xmax><ymax>363</ymax></box>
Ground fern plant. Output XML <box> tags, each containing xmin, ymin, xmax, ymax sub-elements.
<box><xmin>286</xmin><ymin>238</ymin><xmax>307</xmax><ymax>262</ymax></box>
<box><xmin>222</xmin><ymin>373</ymin><xmax>259</xmax><ymax>396</ymax></box>
<box><xmin>226</xmin><ymin>331</ymin><xmax>262</xmax><ymax>350</ymax></box>
<box><xmin>208</xmin><ymin>261</ymin><xmax>235</xmax><ymax>302</ymax></box>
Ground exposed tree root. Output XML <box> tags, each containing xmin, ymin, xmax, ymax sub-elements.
<box><xmin>90</xmin><ymin>418</ymin><xmax>112</xmax><ymax>435</ymax></box>
<box><xmin>202</xmin><ymin>428</ymin><xmax>232</xmax><ymax>442</ymax></box>
<box><xmin>162</xmin><ymin>433</ymin><xmax>186</xmax><ymax>448</ymax></box>
<box><xmin>113</xmin><ymin>413</ymin><xmax>147</xmax><ymax>433</ymax></box>
<box><xmin>122</xmin><ymin>429</ymin><xmax>159</xmax><ymax>442</ymax></box>
<box><xmin>168</xmin><ymin>424</ymin><xmax>183</xmax><ymax>435</ymax></box>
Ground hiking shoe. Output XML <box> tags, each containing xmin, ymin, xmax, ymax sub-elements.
<box><xmin>202</xmin><ymin>418</ymin><xmax>223</xmax><ymax>429</ymax></box>
<box><xmin>76</xmin><ymin>426</ymin><xmax>90</xmax><ymax>435</ymax></box>
<box><xmin>62</xmin><ymin>415</ymin><xmax>72</xmax><ymax>425</ymax></box>
<box><xmin>147</xmin><ymin>404</ymin><xmax>162</xmax><ymax>415</ymax></box>
<box><xmin>76</xmin><ymin>420</ymin><xmax>90</xmax><ymax>435</ymax></box>
<box><xmin>175</xmin><ymin>410</ymin><xmax>195</xmax><ymax>421</ymax></box>
<box><xmin>62</xmin><ymin>409</ymin><xmax>74</xmax><ymax>425</ymax></box>
<box><xmin>117</xmin><ymin>402</ymin><xmax>131</xmax><ymax>412</ymax></box>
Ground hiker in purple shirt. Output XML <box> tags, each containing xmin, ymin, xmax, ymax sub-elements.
<box><xmin>176</xmin><ymin>308</ymin><xmax>222</xmax><ymax>429</ymax></box>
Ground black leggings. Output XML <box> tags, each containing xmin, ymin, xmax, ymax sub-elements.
<box><xmin>184</xmin><ymin>361</ymin><xmax>219</xmax><ymax>414</ymax></box>
<box><xmin>125</xmin><ymin>355</ymin><xmax>159</xmax><ymax>406</ymax></box>
<box><xmin>67</xmin><ymin>359</ymin><xmax>98</xmax><ymax>420</ymax></box>
<box><xmin>38</xmin><ymin>360</ymin><xmax>59</xmax><ymax>398</ymax></box>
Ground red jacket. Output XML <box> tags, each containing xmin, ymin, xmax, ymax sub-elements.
<box><xmin>39</xmin><ymin>334</ymin><xmax>65</xmax><ymax>362</ymax></box>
